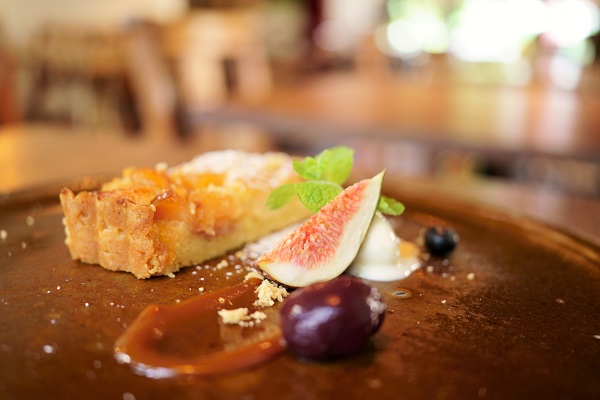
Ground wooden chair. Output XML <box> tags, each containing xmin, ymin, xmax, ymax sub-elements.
<box><xmin>120</xmin><ymin>22</ymin><xmax>179</xmax><ymax>141</ymax></box>
<box><xmin>161</xmin><ymin>7</ymin><xmax>273</xmax><ymax>108</ymax></box>
<box><xmin>156</xmin><ymin>7</ymin><xmax>275</xmax><ymax>151</ymax></box>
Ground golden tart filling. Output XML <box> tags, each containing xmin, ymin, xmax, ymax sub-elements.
<box><xmin>60</xmin><ymin>150</ymin><xmax>310</xmax><ymax>279</ymax></box>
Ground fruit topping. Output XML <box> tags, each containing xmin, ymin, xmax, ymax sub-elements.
<box><xmin>423</xmin><ymin>226</ymin><xmax>459</xmax><ymax>256</ymax></box>
<box><xmin>257</xmin><ymin>172</ymin><xmax>384</xmax><ymax>287</ymax></box>
<box><xmin>267</xmin><ymin>146</ymin><xmax>404</xmax><ymax>216</ymax></box>
<box><xmin>279</xmin><ymin>276</ymin><xmax>386</xmax><ymax>361</ymax></box>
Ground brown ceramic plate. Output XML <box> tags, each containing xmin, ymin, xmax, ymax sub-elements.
<box><xmin>1</xmin><ymin>175</ymin><xmax>599</xmax><ymax>400</ymax></box>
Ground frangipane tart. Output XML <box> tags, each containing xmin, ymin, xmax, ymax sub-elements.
<box><xmin>59</xmin><ymin>150</ymin><xmax>310</xmax><ymax>279</ymax></box>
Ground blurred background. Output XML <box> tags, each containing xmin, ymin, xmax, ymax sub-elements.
<box><xmin>0</xmin><ymin>0</ymin><xmax>599</xmax><ymax>195</ymax></box>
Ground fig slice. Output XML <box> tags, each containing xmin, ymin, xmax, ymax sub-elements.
<box><xmin>257</xmin><ymin>172</ymin><xmax>384</xmax><ymax>287</ymax></box>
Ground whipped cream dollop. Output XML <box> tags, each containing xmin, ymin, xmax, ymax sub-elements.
<box><xmin>347</xmin><ymin>212</ymin><xmax>420</xmax><ymax>281</ymax></box>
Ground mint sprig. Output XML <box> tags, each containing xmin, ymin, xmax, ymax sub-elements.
<box><xmin>295</xmin><ymin>181</ymin><xmax>343</xmax><ymax>212</ymax></box>
<box><xmin>267</xmin><ymin>146</ymin><xmax>404</xmax><ymax>216</ymax></box>
<box><xmin>378</xmin><ymin>195</ymin><xmax>405</xmax><ymax>216</ymax></box>
<box><xmin>266</xmin><ymin>184</ymin><xmax>297</xmax><ymax>210</ymax></box>
<box><xmin>292</xmin><ymin>146</ymin><xmax>353</xmax><ymax>184</ymax></box>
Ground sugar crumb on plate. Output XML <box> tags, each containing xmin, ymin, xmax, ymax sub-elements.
<box><xmin>218</xmin><ymin>308</ymin><xmax>267</xmax><ymax>327</ymax></box>
<box><xmin>253</xmin><ymin>280</ymin><xmax>288</xmax><ymax>308</ymax></box>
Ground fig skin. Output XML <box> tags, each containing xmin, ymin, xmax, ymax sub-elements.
<box><xmin>257</xmin><ymin>172</ymin><xmax>384</xmax><ymax>287</ymax></box>
<box><xmin>279</xmin><ymin>276</ymin><xmax>386</xmax><ymax>361</ymax></box>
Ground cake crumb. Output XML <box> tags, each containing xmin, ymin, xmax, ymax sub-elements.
<box><xmin>467</xmin><ymin>272</ymin><xmax>475</xmax><ymax>280</ymax></box>
<box><xmin>254</xmin><ymin>279</ymin><xmax>288</xmax><ymax>307</ymax></box>
<box><xmin>249</xmin><ymin>311</ymin><xmax>267</xmax><ymax>321</ymax></box>
<box><xmin>216</xmin><ymin>260</ymin><xmax>229</xmax><ymax>270</ymax></box>
<box><xmin>244</xmin><ymin>270</ymin><xmax>265</xmax><ymax>281</ymax></box>
<box><xmin>0</xmin><ymin>230</ymin><xmax>6</xmax><ymax>240</ymax></box>
<box><xmin>167</xmin><ymin>273</ymin><xmax>176</xmax><ymax>278</ymax></box>
<box><xmin>123</xmin><ymin>392</ymin><xmax>136</xmax><ymax>400</ymax></box>
<box><xmin>218</xmin><ymin>308</ymin><xmax>249</xmax><ymax>324</ymax></box>
<box><xmin>234</xmin><ymin>250</ymin><xmax>246</xmax><ymax>259</ymax></box>
<box><xmin>218</xmin><ymin>308</ymin><xmax>268</xmax><ymax>327</ymax></box>
<box><xmin>26</xmin><ymin>216</ymin><xmax>35</xmax><ymax>226</ymax></box>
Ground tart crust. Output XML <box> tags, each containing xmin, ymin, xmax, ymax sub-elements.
<box><xmin>59</xmin><ymin>150</ymin><xmax>310</xmax><ymax>278</ymax></box>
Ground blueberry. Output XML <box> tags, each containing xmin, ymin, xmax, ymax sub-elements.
<box><xmin>424</xmin><ymin>226</ymin><xmax>459</xmax><ymax>256</ymax></box>
<box><xmin>279</xmin><ymin>276</ymin><xmax>386</xmax><ymax>361</ymax></box>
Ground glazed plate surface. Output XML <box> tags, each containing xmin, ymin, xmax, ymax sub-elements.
<box><xmin>1</xmin><ymin>176</ymin><xmax>599</xmax><ymax>400</ymax></box>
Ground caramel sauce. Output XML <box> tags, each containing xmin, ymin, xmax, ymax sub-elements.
<box><xmin>114</xmin><ymin>278</ymin><xmax>285</xmax><ymax>377</ymax></box>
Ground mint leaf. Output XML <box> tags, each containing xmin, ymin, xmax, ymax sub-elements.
<box><xmin>293</xmin><ymin>156</ymin><xmax>323</xmax><ymax>181</ymax></box>
<box><xmin>377</xmin><ymin>195</ymin><xmax>405</xmax><ymax>216</ymax></box>
<box><xmin>266</xmin><ymin>184</ymin><xmax>297</xmax><ymax>210</ymax></box>
<box><xmin>294</xmin><ymin>181</ymin><xmax>343</xmax><ymax>212</ymax></box>
<box><xmin>268</xmin><ymin>147</ymin><xmax>405</xmax><ymax>216</ymax></box>
<box><xmin>293</xmin><ymin>146</ymin><xmax>354</xmax><ymax>184</ymax></box>
<box><xmin>319</xmin><ymin>146</ymin><xmax>354</xmax><ymax>185</ymax></box>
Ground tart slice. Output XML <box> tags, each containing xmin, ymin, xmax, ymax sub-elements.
<box><xmin>59</xmin><ymin>150</ymin><xmax>311</xmax><ymax>279</ymax></box>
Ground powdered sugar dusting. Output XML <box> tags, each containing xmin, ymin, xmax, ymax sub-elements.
<box><xmin>168</xmin><ymin>150</ymin><xmax>295</xmax><ymax>189</ymax></box>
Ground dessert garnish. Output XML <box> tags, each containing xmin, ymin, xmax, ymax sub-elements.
<box><xmin>267</xmin><ymin>146</ymin><xmax>404</xmax><ymax>215</ymax></box>
<box><xmin>257</xmin><ymin>172</ymin><xmax>385</xmax><ymax>287</ymax></box>
<box><xmin>423</xmin><ymin>226</ymin><xmax>459</xmax><ymax>256</ymax></box>
<box><xmin>347</xmin><ymin>212</ymin><xmax>421</xmax><ymax>281</ymax></box>
<box><xmin>259</xmin><ymin>146</ymin><xmax>406</xmax><ymax>287</ymax></box>
<box><xmin>279</xmin><ymin>276</ymin><xmax>386</xmax><ymax>360</ymax></box>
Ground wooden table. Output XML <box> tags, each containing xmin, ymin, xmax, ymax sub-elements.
<box><xmin>0</xmin><ymin>123</ymin><xmax>202</xmax><ymax>194</ymax></box>
<box><xmin>192</xmin><ymin>71</ymin><xmax>600</xmax><ymax>161</ymax></box>
<box><xmin>1</xmin><ymin>122</ymin><xmax>598</xmax><ymax>247</ymax></box>
<box><xmin>189</xmin><ymin>71</ymin><xmax>600</xmax><ymax>197</ymax></box>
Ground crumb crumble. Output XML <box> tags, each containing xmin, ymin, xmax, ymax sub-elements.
<box><xmin>244</xmin><ymin>270</ymin><xmax>264</xmax><ymax>281</ymax></box>
<box><xmin>216</xmin><ymin>271</ymin><xmax>287</xmax><ymax>327</ymax></box>
<box><xmin>218</xmin><ymin>308</ymin><xmax>267</xmax><ymax>327</ymax></box>
<box><xmin>253</xmin><ymin>279</ymin><xmax>288</xmax><ymax>308</ymax></box>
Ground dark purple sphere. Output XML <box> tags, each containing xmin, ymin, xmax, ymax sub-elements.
<box><xmin>279</xmin><ymin>276</ymin><xmax>386</xmax><ymax>361</ymax></box>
